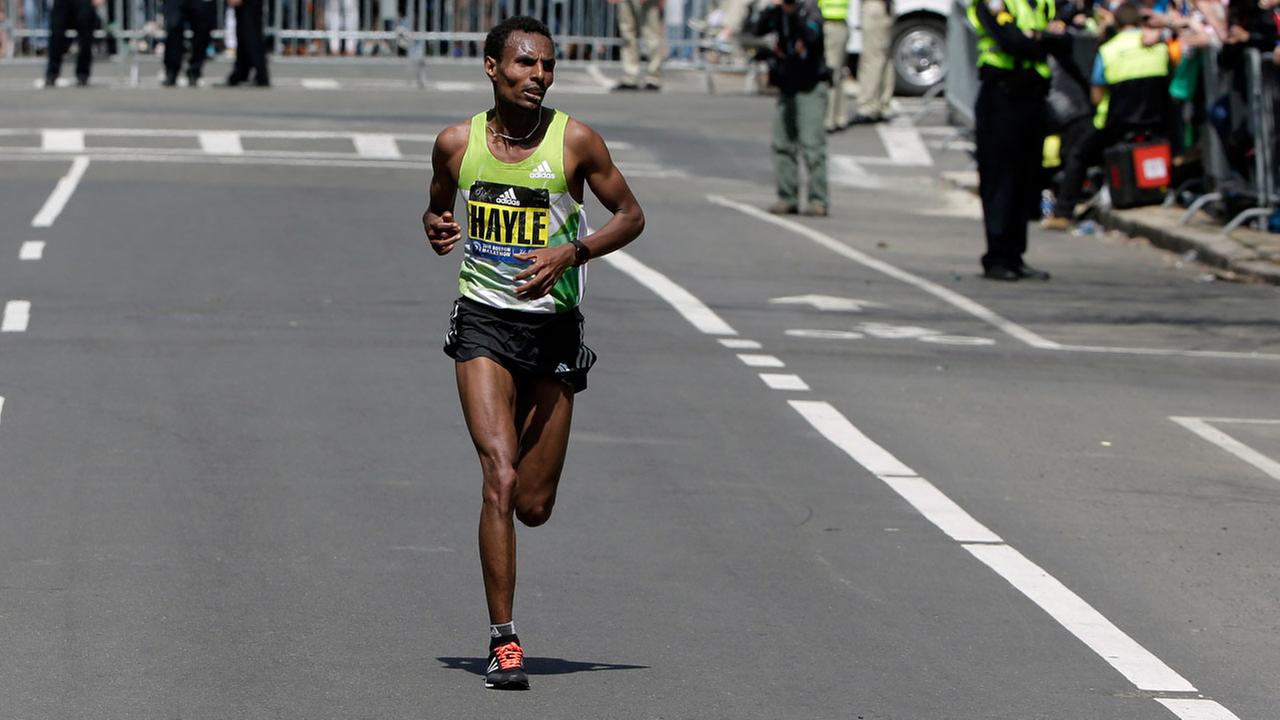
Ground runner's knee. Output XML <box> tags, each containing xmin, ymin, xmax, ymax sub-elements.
<box><xmin>481</xmin><ymin>466</ymin><xmax>519</xmax><ymax>515</ymax></box>
<box><xmin>515</xmin><ymin>499</ymin><xmax>553</xmax><ymax>527</ymax></box>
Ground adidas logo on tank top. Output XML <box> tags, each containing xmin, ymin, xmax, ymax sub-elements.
<box><xmin>494</xmin><ymin>188</ymin><xmax>520</xmax><ymax>206</ymax></box>
<box><xmin>529</xmin><ymin>160</ymin><xmax>556</xmax><ymax>180</ymax></box>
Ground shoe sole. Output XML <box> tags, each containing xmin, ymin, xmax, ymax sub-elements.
<box><xmin>484</xmin><ymin>679</ymin><xmax>531</xmax><ymax>690</ymax></box>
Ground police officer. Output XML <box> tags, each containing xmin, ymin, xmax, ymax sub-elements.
<box><xmin>163</xmin><ymin>0</ymin><xmax>214</xmax><ymax>86</ymax></box>
<box><xmin>818</xmin><ymin>0</ymin><xmax>850</xmax><ymax>132</ymax></box>
<box><xmin>226</xmin><ymin>0</ymin><xmax>270</xmax><ymax>87</ymax></box>
<box><xmin>968</xmin><ymin>0</ymin><xmax>1069</xmax><ymax>280</ymax></box>
<box><xmin>45</xmin><ymin>0</ymin><xmax>102</xmax><ymax>87</ymax></box>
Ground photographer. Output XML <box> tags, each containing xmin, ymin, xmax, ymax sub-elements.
<box><xmin>755</xmin><ymin>0</ymin><xmax>832</xmax><ymax>216</ymax></box>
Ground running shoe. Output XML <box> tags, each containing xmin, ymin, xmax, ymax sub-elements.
<box><xmin>485</xmin><ymin>635</ymin><xmax>530</xmax><ymax>690</ymax></box>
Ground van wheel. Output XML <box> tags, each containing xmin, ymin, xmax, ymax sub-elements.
<box><xmin>892</xmin><ymin>17</ymin><xmax>946</xmax><ymax>96</ymax></box>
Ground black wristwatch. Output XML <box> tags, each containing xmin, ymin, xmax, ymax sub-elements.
<box><xmin>570</xmin><ymin>238</ymin><xmax>591</xmax><ymax>267</ymax></box>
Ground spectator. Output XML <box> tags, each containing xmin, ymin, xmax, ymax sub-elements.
<box><xmin>226</xmin><ymin>0</ymin><xmax>270</xmax><ymax>86</ymax></box>
<box><xmin>1053</xmin><ymin>2</ymin><xmax>1184</xmax><ymax>221</ymax></box>
<box><xmin>45</xmin><ymin>0</ymin><xmax>102</xmax><ymax>87</ymax></box>
<box><xmin>756</xmin><ymin>0</ymin><xmax>831</xmax><ymax>216</ymax></box>
<box><xmin>328</xmin><ymin>0</ymin><xmax>359</xmax><ymax>55</ymax></box>
<box><xmin>818</xmin><ymin>0</ymin><xmax>850</xmax><ymax>131</ymax></box>
<box><xmin>852</xmin><ymin>0</ymin><xmax>894</xmax><ymax>123</ymax></box>
<box><xmin>162</xmin><ymin>0</ymin><xmax>214</xmax><ymax>86</ymax></box>
<box><xmin>611</xmin><ymin>0</ymin><xmax>665</xmax><ymax>90</ymax></box>
<box><xmin>24</xmin><ymin>0</ymin><xmax>50</xmax><ymax>54</ymax></box>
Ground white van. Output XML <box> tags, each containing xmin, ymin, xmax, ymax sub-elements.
<box><xmin>843</xmin><ymin>0</ymin><xmax>949</xmax><ymax>95</ymax></box>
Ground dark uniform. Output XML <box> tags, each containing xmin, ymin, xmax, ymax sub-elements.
<box><xmin>968</xmin><ymin>0</ymin><xmax>1066</xmax><ymax>280</ymax></box>
<box><xmin>163</xmin><ymin>0</ymin><xmax>214</xmax><ymax>86</ymax></box>
<box><xmin>227</xmin><ymin>0</ymin><xmax>270</xmax><ymax>86</ymax></box>
<box><xmin>45</xmin><ymin>0</ymin><xmax>98</xmax><ymax>86</ymax></box>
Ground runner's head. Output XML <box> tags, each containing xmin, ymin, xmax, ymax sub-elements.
<box><xmin>484</xmin><ymin>16</ymin><xmax>556</xmax><ymax>110</ymax></box>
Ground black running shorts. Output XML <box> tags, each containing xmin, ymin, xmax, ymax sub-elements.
<box><xmin>443</xmin><ymin>297</ymin><xmax>597</xmax><ymax>393</ymax></box>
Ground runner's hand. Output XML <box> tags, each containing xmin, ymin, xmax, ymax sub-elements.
<box><xmin>513</xmin><ymin>245</ymin><xmax>575</xmax><ymax>300</ymax></box>
<box><xmin>425</xmin><ymin>210</ymin><xmax>461</xmax><ymax>255</ymax></box>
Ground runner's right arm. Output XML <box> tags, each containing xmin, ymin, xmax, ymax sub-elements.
<box><xmin>424</xmin><ymin>123</ymin><xmax>469</xmax><ymax>256</ymax></box>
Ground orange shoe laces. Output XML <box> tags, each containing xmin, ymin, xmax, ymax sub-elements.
<box><xmin>493</xmin><ymin>641</ymin><xmax>524</xmax><ymax>671</ymax></box>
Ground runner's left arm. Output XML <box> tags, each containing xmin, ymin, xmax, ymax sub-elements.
<box><xmin>514</xmin><ymin>121</ymin><xmax>645</xmax><ymax>299</ymax></box>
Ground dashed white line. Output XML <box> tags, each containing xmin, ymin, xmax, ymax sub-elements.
<box><xmin>352</xmin><ymin>133</ymin><xmax>402</xmax><ymax>159</ymax></box>
<box><xmin>31</xmin><ymin>156</ymin><xmax>90</xmax><ymax>228</ymax></box>
<box><xmin>301</xmin><ymin>78</ymin><xmax>342</xmax><ymax>90</ymax></box>
<box><xmin>42</xmin><ymin>129</ymin><xmax>84</xmax><ymax>152</ymax></box>
<box><xmin>876</xmin><ymin>125</ymin><xmax>933</xmax><ymax>166</ymax></box>
<box><xmin>199</xmin><ymin>131</ymin><xmax>244</xmax><ymax>155</ymax></box>
<box><xmin>1171</xmin><ymin>416</ymin><xmax>1280</xmax><ymax>482</ymax></box>
<box><xmin>603</xmin><ymin>253</ymin><xmax>1235</xmax><ymax>717</ymax></box>
<box><xmin>600</xmin><ymin>251</ymin><xmax>736</xmax><ymax>336</ymax></box>
<box><xmin>758</xmin><ymin>373</ymin><xmax>809</xmax><ymax>391</ymax></box>
<box><xmin>737</xmin><ymin>353</ymin><xmax>784</xmax><ymax>368</ymax></box>
<box><xmin>719</xmin><ymin>338</ymin><xmax>762</xmax><ymax>350</ymax></box>
<box><xmin>1155</xmin><ymin>698</ymin><xmax>1244</xmax><ymax>720</ymax></box>
<box><xmin>3</xmin><ymin>300</ymin><xmax>31</xmax><ymax>332</ymax></box>
<box><xmin>0</xmin><ymin>396</ymin><xmax>5</xmax><ymax>426</ymax></box>
<box><xmin>20</xmin><ymin>241</ymin><xmax>46</xmax><ymax>260</ymax></box>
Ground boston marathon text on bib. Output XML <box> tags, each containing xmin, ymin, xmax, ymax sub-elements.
<box><xmin>457</xmin><ymin>109</ymin><xmax>588</xmax><ymax>313</ymax></box>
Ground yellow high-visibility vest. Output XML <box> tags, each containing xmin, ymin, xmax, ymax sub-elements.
<box><xmin>819</xmin><ymin>0</ymin><xmax>849</xmax><ymax>21</ymax></box>
<box><xmin>1093</xmin><ymin>29</ymin><xmax>1170</xmax><ymax>129</ymax></box>
<box><xmin>967</xmin><ymin>0</ymin><xmax>1054</xmax><ymax>79</ymax></box>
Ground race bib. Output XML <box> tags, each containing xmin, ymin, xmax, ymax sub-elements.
<box><xmin>466</xmin><ymin>180</ymin><xmax>551</xmax><ymax>263</ymax></box>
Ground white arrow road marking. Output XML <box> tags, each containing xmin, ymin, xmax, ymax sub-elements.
<box><xmin>876</xmin><ymin>125</ymin><xmax>933</xmax><ymax>166</ymax></box>
<box><xmin>830</xmin><ymin>155</ymin><xmax>885</xmax><ymax>189</ymax></box>
<box><xmin>770</xmin><ymin>295</ymin><xmax>886</xmax><ymax>312</ymax></box>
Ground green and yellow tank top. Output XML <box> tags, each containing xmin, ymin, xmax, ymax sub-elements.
<box><xmin>456</xmin><ymin>109</ymin><xmax>587</xmax><ymax>314</ymax></box>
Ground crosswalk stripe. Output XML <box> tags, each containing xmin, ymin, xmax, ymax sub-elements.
<box><xmin>352</xmin><ymin>134</ymin><xmax>402</xmax><ymax>159</ymax></box>
<box><xmin>199</xmin><ymin>132</ymin><xmax>244</xmax><ymax>155</ymax></box>
<box><xmin>42</xmin><ymin>129</ymin><xmax>84</xmax><ymax>152</ymax></box>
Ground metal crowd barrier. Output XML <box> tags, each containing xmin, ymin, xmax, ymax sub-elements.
<box><xmin>1</xmin><ymin>0</ymin><xmax>722</xmax><ymax>66</ymax></box>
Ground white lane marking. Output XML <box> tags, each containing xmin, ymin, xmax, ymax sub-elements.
<box><xmin>600</xmin><ymin>251</ymin><xmax>737</xmax><ymax>336</ymax></box>
<box><xmin>31</xmin><ymin>156</ymin><xmax>90</xmax><ymax>228</ymax></box>
<box><xmin>585</xmin><ymin>63</ymin><xmax>615</xmax><ymax>89</ymax></box>
<box><xmin>42</xmin><ymin>129</ymin><xmax>84</xmax><ymax>151</ymax></box>
<box><xmin>16</xmin><ymin>128</ymin><xmax>443</xmax><ymax>142</ymax></box>
<box><xmin>964</xmin><ymin>543</ymin><xmax>1197</xmax><ymax>693</ymax></box>
<box><xmin>1155</xmin><ymin>698</ymin><xmax>1243</xmax><ymax>720</ymax></box>
<box><xmin>711</xmin><ymin>194</ymin><xmax>1280</xmax><ymax>363</ymax></box>
<box><xmin>759</xmin><ymin>373</ymin><xmax>810</xmax><ymax>391</ymax></box>
<box><xmin>737</xmin><ymin>353</ymin><xmax>785</xmax><ymax>368</ymax></box>
<box><xmin>3</xmin><ymin>300</ymin><xmax>31</xmax><ymax>332</ymax></box>
<box><xmin>770</xmin><ymin>294</ymin><xmax>885</xmax><ymax>312</ymax></box>
<box><xmin>707</xmin><ymin>195</ymin><xmax>1061</xmax><ymax>350</ymax></box>
<box><xmin>787</xmin><ymin>400</ymin><xmax>918</xmax><ymax>477</ymax></box>
<box><xmin>434</xmin><ymin>81</ymin><xmax>476</xmax><ymax>92</ymax></box>
<box><xmin>719</xmin><ymin>338</ymin><xmax>762</xmax><ymax>349</ymax></box>
<box><xmin>20</xmin><ymin>241</ymin><xmax>46</xmax><ymax>260</ymax></box>
<box><xmin>199</xmin><ymin>131</ymin><xmax>244</xmax><ymax>155</ymax></box>
<box><xmin>788</xmin><ymin>400</ymin><xmax>1001</xmax><ymax>541</ymax></box>
<box><xmin>876</xmin><ymin>125</ymin><xmax>933</xmax><ymax>166</ymax></box>
<box><xmin>830</xmin><ymin>155</ymin><xmax>886</xmax><ymax>190</ymax></box>
<box><xmin>1170</xmin><ymin>416</ymin><xmax>1280</xmax><ymax>482</ymax></box>
<box><xmin>881</xmin><ymin>476</ymin><xmax>1004</xmax><ymax>543</ymax></box>
<box><xmin>0</xmin><ymin>396</ymin><xmax>4</xmax><ymax>425</ymax></box>
<box><xmin>611</xmin><ymin>243</ymin><xmax>1233</xmax><ymax>715</ymax></box>
<box><xmin>352</xmin><ymin>133</ymin><xmax>402</xmax><ymax>159</ymax></box>
<box><xmin>301</xmin><ymin>78</ymin><xmax>341</xmax><ymax>90</ymax></box>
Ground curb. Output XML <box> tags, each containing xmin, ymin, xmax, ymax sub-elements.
<box><xmin>1095</xmin><ymin>206</ymin><xmax>1280</xmax><ymax>286</ymax></box>
<box><xmin>941</xmin><ymin>170</ymin><xmax>1280</xmax><ymax>286</ymax></box>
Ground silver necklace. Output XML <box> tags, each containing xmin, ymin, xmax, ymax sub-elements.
<box><xmin>487</xmin><ymin>110</ymin><xmax>542</xmax><ymax>143</ymax></box>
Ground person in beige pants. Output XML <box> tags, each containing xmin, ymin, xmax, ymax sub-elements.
<box><xmin>613</xmin><ymin>0</ymin><xmax>665</xmax><ymax>89</ymax></box>
<box><xmin>853</xmin><ymin>0</ymin><xmax>894</xmax><ymax>122</ymax></box>
<box><xmin>819</xmin><ymin>0</ymin><xmax>850</xmax><ymax>131</ymax></box>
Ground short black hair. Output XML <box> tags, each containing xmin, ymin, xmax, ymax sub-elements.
<box><xmin>484</xmin><ymin>16</ymin><xmax>554</xmax><ymax>62</ymax></box>
<box><xmin>1114</xmin><ymin>2</ymin><xmax>1142</xmax><ymax>27</ymax></box>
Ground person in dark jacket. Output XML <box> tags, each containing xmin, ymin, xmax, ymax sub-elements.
<box><xmin>756</xmin><ymin>0</ymin><xmax>832</xmax><ymax>216</ymax></box>
<box><xmin>163</xmin><ymin>0</ymin><xmax>214</xmax><ymax>86</ymax></box>
<box><xmin>226</xmin><ymin>0</ymin><xmax>270</xmax><ymax>87</ymax></box>
<box><xmin>45</xmin><ymin>0</ymin><xmax>102</xmax><ymax>87</ymax></box>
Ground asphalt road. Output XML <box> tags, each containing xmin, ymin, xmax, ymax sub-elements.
<box><xmin>1</xmin><ymin>58</ymin><xmax>1278</xmax><ymax>720</ymax></box>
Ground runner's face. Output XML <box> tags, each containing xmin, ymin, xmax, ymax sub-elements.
<box><xmin>486</xmin><ymin>32</ymin><xmax>556</xmax><ymax>110</ymax></box>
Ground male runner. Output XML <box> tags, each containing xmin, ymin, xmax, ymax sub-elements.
<box><xmin>422</xmin><ymin>16</ymin><xmax>645</xmax><ymax>691</ymax></box>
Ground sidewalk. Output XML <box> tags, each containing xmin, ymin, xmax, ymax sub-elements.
<box><xmin>943</xmin><ymin>170</ymin><xmax>1280</xmax><ymax>285</ymax></box>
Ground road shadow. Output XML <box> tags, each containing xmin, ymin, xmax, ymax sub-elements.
<box><xmin>437</xmin><ymin>656</ymin><xmax>649</xmax><ymax>676</ymax></box>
